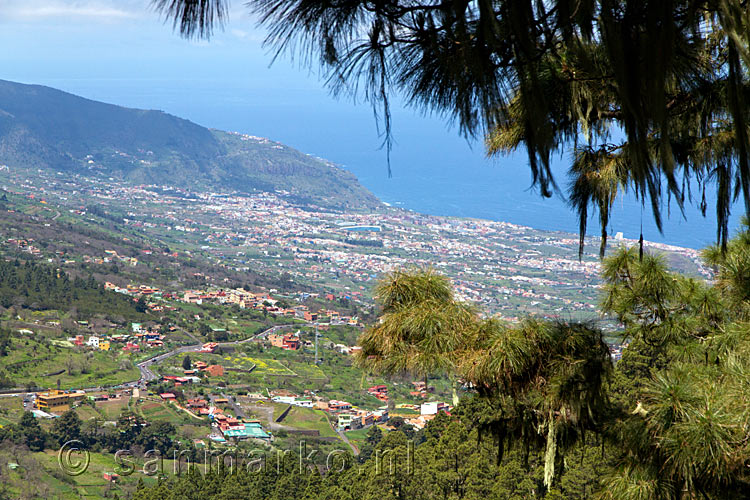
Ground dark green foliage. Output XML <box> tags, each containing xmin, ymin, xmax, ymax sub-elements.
<box><xmin>596</xmin><ymin>226</ymin><xmax>750</xmax><ymax>497</ymax></box>
<box><xmin>153</xmin><ymin>0</ymin><xmax>227</xmax><ymax>39</ymax></box>
<box><xmin>132</xmin><ymin>409</ymin><xmax>611</xmax><ymax>500</ymax></box>
<box><xmin>19</xmin><ymin>411</ymin><xmax>47</xmax><ymax>451</ymax></box>
<box><xmin>0</xmin><ymin>411</ymin><xmax>49</xmax><ymax>451</ymax></box>
<box><xmin>0</xmin><ymin>327</ymin><xmax>10</xmax><ymax>356</ymax></box>
<box><xmin>0</xmin><ymin>258</ymin><xmax>145</xmax><ymax>319</ymax></box>
<box><xmin>51</xmin><ymin>410</ymin><xmax>81</xmax><ymax>447</ymax></box>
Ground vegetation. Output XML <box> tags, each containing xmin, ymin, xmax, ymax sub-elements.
<box><xmin>157</xmin><ymin>0</ymin><xmax>750</xmax><ymax>254</ymax></box>
<box><xmin>133</xmin><ymin>221</ymin><xmax>750</xmax><ymax>499</ymax></box>
<box><xmin>0</xmin><ymin>79</ymin><xmax>379</xmax><ymax>210</ymax></box>
<box><xmin>0</xmin><ymin>258</ymin><xmax>145</xmax><ymax>319</ymax></box>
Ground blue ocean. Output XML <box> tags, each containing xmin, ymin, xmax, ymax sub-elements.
<box><xmin>1</xmin><ymin>11</ymin><xmax>743</xmax><ymax>251</ymax></box>
<box><xmin>13</xmin><ymin>76</ymin><xmax>743</xmax><ymax>250</ymax></box>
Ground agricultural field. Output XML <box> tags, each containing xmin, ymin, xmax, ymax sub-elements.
<box><xmin>95</xmin><ymin>396</ymin><xmax>131</xmax><ymax>420</ymax></box>
<box><xmin>0</xmin><ymin>395</ymin><xmax>25</xmax><ymax>427</ymax></box>
<box><xmin>343</xmin><ymin>427</ymin><xmax>371</xmax><ymax>449</ymax></box>
<box><xmin>73</xmin><ymin>403</ymin><xmax>103</xmax><ymax>422</ymax></box>
<box><xmin>135</xmin><ymin>399</ymin><xmax>193</xmax><ymax>426</ymax></box>
<box><xmin>0</xmin><ymin>336</ymin><xmax>140</xmax><ymax>390</ymax></box>
<box><xmin>278</xmin><ymin>406</ymin><xmax>338</xmax><ymax>439</ymax></box>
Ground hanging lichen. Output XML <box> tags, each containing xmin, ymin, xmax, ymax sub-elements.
<box><xmin>543</xmin><ymin>409</ymin><xmax>557</xmax><ymax>489</ymax></box>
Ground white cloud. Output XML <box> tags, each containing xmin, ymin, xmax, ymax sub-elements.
<box><xmin>3</xmin><ymin>0</ymin><xmax>143</xmax><ymax>21</ymax></box>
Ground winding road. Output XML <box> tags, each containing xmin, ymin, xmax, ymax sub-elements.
<box><xmin>0</xmin><ymin>323</ymin><xmax>307</xmax><ymax>396</ymax></box>
<box><xmin>133</xmin><ymin>323</ymin><xmax>307</xmax><ymax>387</ymax></box>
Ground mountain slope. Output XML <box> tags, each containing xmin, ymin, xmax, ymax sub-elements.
<box><xmin>0</xmin><ymin>79</ymin><xmax>379</xmax><ymax>209</ymax></box>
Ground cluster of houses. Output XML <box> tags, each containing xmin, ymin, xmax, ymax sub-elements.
<box><xmin>367</xmin><ymin>385</ymin><xmax>389</xmax><ymax>402</ymax></box>
<box><xmin>409</xmin><ymin>381</ymin><xmax>435</xmax><ymax>398</ymax></box>
<box><xmin>67</xmin><ymin>334</ymin><xmax>112</xmax><ymax>351</ymax></box>
<box><xmin>212</xmin><ymin>414</ymin><xmax>270</xmax><ymax>441</ymax></box>
<box><xmin>326</xmin><ymin>401</ymin><xmax>389</xmax><ymax>431</ymax></box>
<box><xmin>85</xmin><ymin>249</ymin><xmax>138</xmax><ymax>267</ymax></box>
<box><xmin>106</xmin><ymin>277</ymin><xmax>362</xmax><ymax>327</ymax></box>
<box><xmin>65</xmin><ymin>323</ymin><xmax>167</xmax><ymax>352</ymax></box>
<box><xmin>267</xmin><ymin>390</ymin><xmax>389</xmax><ymax>432</ymax></box>
<box><xmin>93</xmin><ymin>323</ymin><xmax>167</xmax><ymax>352</ymax></box>
<box><xmin>6</xmin><ymin>238</ymin><xmax>42</xmax><ymax>256</ymax></box>
<box><xmin>399</xmin><ymin>402</ymin><xmax>452</xmax><ymax>430</ymax></box>
<box><xmin>156</xmin><ymin>391</ymin><xmax>271</xmax><ymax>441</ymax></box>
<box><xmin>184</xmin><ymin>360</ymin><xmax>225</xmax><ymax>377</ymax></box>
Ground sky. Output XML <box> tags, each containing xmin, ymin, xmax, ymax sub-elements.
<box><xmin>0</xmin><ymin>0</ymin><xmax>744</xmax><ymax>249</ymax></box>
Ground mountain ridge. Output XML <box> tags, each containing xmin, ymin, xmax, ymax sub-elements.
<box><xmin>0</xmin><ymin>79</ymin><xmax>379</xmax><ymax>210</ymax></box>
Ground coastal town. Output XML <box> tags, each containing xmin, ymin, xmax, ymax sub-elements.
<box><xmin>0</xmin><ymin>168</ymin><xmax>709</xmax><ymax>322</ymax></box>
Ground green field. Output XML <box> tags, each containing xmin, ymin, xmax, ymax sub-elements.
<box><xmin>2</xmin><ymin>337</ymin><xmax>139</xmax><ymax>390</ymax></box>
<box><xmin>96</xmin><ymin>397</ymin><xmax>130</xmax><ymax>420</ymax></box>
<box><xmin>135</xmin><ymin>399</ymin><xmax>189</xmax><ymax>425</ymax></box>
<box><xmin>280</xmin><ymin>406</ymin><xmax>338</xmax><ymax>438</ymax></box>
<box><xmin>343</xmin><ymin>427</ymin><xmax>371</xmax><ymax>448</ymax></box>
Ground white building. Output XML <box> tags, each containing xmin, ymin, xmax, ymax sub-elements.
<box><xmin>87</xmin><ymin>336</ymin><xmax>100</xmax><ymax>348</ymax></box>
<box><xmin>420</xmin><ymin>401</ymin><xmax>449</xmax><ymax>416</ymax></box>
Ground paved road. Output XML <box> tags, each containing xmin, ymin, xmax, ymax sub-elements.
<box><xmin>214</xmin><ymin>393</ymin><xmax>246</xmax><ymax>418</ymax></box>
<box><xmin>1</xmin><ymin>323</ymin><xmax>307</xmax><ymax>396</ymax></box>
<box><xmin>134</xmin><ymin>323</ymin><xmax>306</xmax><ymax>386</ymax></box>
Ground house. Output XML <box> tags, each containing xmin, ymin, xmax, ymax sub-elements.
<box><xmin>269</xmin><ymin>333</ymin><xmax>301</xmax><ymax>351</ymax></box>
<box><xmin>160</xmin><ymin>393</ymin><xmax>177</xmax><ymax>401</ymax></box>
<box><xmin>86</xmin><ymin>336</ymin><xmax>100</xmax><ymax>348</ymax></box>
<box><xmin>205</xmin><ymin>365</ymin><xmax>224</xmax><ymax>377</ymax></box>
<box><xmin>183</xmin><ymin>292</ymin><xmax>202</xmax><ymax>304</ymax></box>
<box><xmin>220</xmin><ymin>422</ymin><xmax>270</xmax><ymax>440</ymax></box>
<box><xmin>420</xmin><ymin>401</ymin><xmax>450</xmax><ymax>416</ymax></box>
<box><xmin>272</xmin><ymin>395</ymin><xmax>296</xmax><ymax>405</ymax></box>
<box><xmin>99</xmin><ymin>340</ymin><xmax>110</xmax><ymax>351</ymax></box>
<box><xmin>327</xmin><ymin>400</ymin><xmax>352</xmax><ymax>412</ymax></box>
<box><xmin>188</xmin><ymin>398</ymin><xmax>208</xmax><ymax>409</ymax></box>
<box><xmin>368</xmin><ymin>385</ymin><xmax>388</xmax><ymax>395</ymax></box>
<box><xmin>361</xmin><ymin>413</ymin><xmax>375</xmax><ymax>427</ymax></box>
<box><xmin>281</xmin><ymin>334</ymin><xmax>300</xmax><ymax>350</ymax></box>
<box><xmin>103</xmin><ymin>472</ymin><xmax>118</xmax><ymax>482</ymax></box>
<box><xmin>373</xmin><ymin>409</ymin><xmax>389</xmax><ymax>422</ymax></box>
<box><xmin>293</xmin><ymin>398</ymin><xmax>314</xmax><ymax>408</ymax></box>
<box><xmin>337</xmin><ymin>412</ymin><xmax>362</xmax><ymax>431</ymax></box>
<box><xmin>200</xmin><ymin>342</ymin><xmax>218</xmax><ymax>353</ymax></box>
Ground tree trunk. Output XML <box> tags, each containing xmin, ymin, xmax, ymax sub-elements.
<box><xmin>543</xmin><ymin>410</ymin><xmax>557</xmax><ymax>490</ymax></box>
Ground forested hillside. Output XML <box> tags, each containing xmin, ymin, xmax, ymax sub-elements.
<box><xmin>0</xmin><ymin>80</ymin><xmax>379</xmax><ymax>210</ymax></box>
<box><xmin>0</xmin><ymin>259</ymin><xmax>146</xmax><ymax>320</ymax></box>
<box><xmin>132</xmin><ymin>411</ymin><xmax>609</xmax><ymax>500</ymax></box>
